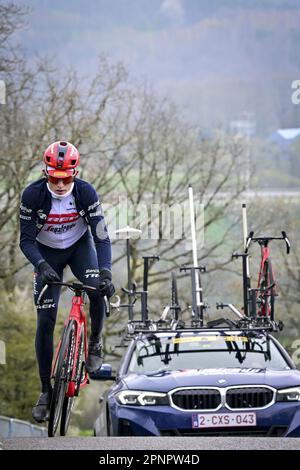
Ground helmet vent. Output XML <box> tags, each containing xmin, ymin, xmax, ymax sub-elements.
<box><xmin>71</xmin><ymin>159</ymin><xmax>76</xmax><ymax>165</ymax></box>
<box><xmin>60</xmin><ymin>141</ymin><xmax>67</xmax><ymax>146</ymax></box>
<box><xmin>57</xmin><ymin>155</ymin><xmax>64</xmax><ymax>167</ymax></box>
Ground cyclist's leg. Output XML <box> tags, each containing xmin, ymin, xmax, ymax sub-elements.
<box><xmin>33</xmin><ymin>243</ymin><xmax>67</xmax><ymax>392</ymax></box>
<box><xmin>68</xmin><ymin>231</ymin><xmax>105</xmax><ymax>341</ymax></box>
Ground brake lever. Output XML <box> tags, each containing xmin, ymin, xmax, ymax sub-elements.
<box><xmin>37</xmin><ymin>284</ymin><xmax>49</xmax><ymax>306</ymax></box>
<box><xmin>245</xmin><ymin>231</ymin><xmax>254</xmax><ymax>253</ymax></box>
<box><xmin>281</xmin><ymin>231</ymin><xmax>291</xmax><ymax>254</ymax></box>
<box><xmin>104</xmin><ymin>295</ymin><xmax>111</xmax><ymax>317</ymax></box>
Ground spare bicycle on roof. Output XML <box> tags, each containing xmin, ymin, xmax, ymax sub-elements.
<box><xmin>231</xmin><ymin>204</ymin><xmax>290</xmax><ymax>331</ymax></box>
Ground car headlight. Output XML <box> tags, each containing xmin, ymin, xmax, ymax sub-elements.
<box><xmin>116</xmin><ymin>390</ymin><xmax>169</xmax><ymax>406</ymax></box>
<box><xmin>276</xmin><ymin>387</ymin><xmax>300</xmax><ymax>402</ymax></box>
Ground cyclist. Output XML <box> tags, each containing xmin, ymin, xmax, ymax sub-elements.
<box><xmin>19</xmin><ymin>140</ymin><xmax>115</xmax><ymax>423</ymax></box>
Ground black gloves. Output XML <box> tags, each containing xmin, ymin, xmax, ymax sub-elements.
<box><xmin>98</xmin><ymin>268</ymin><xmax>115</xmax><ymax>298</ymax></box>
<box><xmin>36</xmin><ymin>262</ymin><xmax>113</xmax><ymax>296</ymax></box>
<box><xmin>37</xmin><ymin>261</ymin><xmax>60</xmax><ymax>285</ymax></box>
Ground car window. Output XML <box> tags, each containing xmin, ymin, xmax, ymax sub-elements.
<box><xmin>128</xmin><ymin>334</ymin><xmax>290</xmax><ymax>374</ymax></box>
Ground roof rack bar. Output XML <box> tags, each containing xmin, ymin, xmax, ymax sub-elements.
<box><xmin>188</xmin><ymin>185</ymin><xmax>204</xmax><ymax>326</ymax></box>
<box><xmin>123</xmin><ymin>321</ymin><xmax>280</xmax><ymax>336</ymax></box>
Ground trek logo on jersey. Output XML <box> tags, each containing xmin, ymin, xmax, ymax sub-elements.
<box><xmin>44</xmin><ymin>212</ymin><xmax>79</xmax><ymax>233</ymax></box>
<box><xmin>46</xmin><ymin>212</ymin><xmax>80</xmax><ymax>225</ymax></box>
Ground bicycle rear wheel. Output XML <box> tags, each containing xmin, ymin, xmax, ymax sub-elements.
<box><xmin>48</xmin><ymin>320</ymin><xmax>76</xmax><ymax>437</ymax></box>
<box><xmin>60</xmin><ymin>324</ymin><xmax>85</xmax><ymax>436</ymax></box>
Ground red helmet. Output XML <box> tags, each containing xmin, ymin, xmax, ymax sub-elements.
<box><xmin>43</xmin><ymin>141</ymin><xmax>80</xmax><ymax>178</ymax></box>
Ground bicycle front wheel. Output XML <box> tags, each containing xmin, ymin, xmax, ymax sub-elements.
<box><xmin>267</xmin><ymin>259</ymin><xmax>276</xmax><ymax>321</ymax></box>
<box><xmin>48</xmin><ymin>320</ymin><xmax>76</xmax><ymax>437</ymax></box>
<box><xmin>60</xmin><ymin>323</ymin><xmax>85</xmax><ymax>436</ymax></box>
<box><xmin>60</xmin><ymin>396</ymin><xmax>75</xmax><ymax>436</ymax></box>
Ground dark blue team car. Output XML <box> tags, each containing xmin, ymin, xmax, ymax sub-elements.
<box><xmin>93</xmin><ymin>329</ymin><xmax>300</xmax><ymax>437</ymax></box>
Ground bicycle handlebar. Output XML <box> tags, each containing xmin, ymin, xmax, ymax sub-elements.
<box><xmin>37</xmin><ymin>281</ymin><xmax>111</xmax><ymax>316</ymax></box>
<box><xmin>53</xmin><ymin>280</ymin><xmax>98</xmax><ymax>291</ymax></box>
<box><xmin>245</xmin><ymin>230</ymin><xmax>291</xmax><ymax>254</ymax></box>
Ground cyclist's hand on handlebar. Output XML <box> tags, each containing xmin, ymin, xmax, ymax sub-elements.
<box><xmin>38</xmin><ymin>261</ymin><xmax>60</xmax><ymax>285</ymax></box>
<box><xmin>98</xmin><ymin>268</ymin><xmax>115</xmax><ymax>298</ymax></box>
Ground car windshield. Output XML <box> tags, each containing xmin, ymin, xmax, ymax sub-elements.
<box><xmin>128</xmin><ymin>333</ymin><xmax>290</xmax><ymax>374</ymax></box>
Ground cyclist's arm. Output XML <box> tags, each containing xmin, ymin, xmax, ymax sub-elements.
<box><xmin>84</xmin><ymin>187</ymin><xmax>112</xmax><ymax>271</ymax></box>
<box><xmin>19</xmin><ymin>187</ymin><xmax>45</xmax><ymax>268</ymax></box>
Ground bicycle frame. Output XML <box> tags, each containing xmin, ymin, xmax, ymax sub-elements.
<box><xmin>51</xmin><ymin>292</ymin><xmax>89</xmax><ymax>397</ymax></box>
<box><xmin>37</xmin><ymin>280</ymin><xmax>112</xmax><ymax>436</ymax></box>
<box><xmin>256</xmin><ymin>241</ymin><xmax>276</xmax><ymax>318</ymax></box>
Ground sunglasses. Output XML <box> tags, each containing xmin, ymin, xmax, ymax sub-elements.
<box><xmin>47</xmin><ymin>175</ymin><xmax>74</xmax><ymax>185</ymax></box>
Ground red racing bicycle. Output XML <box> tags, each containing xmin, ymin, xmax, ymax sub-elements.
<box><xmin>37</xmin><ymin>281</ymin><xmax>109</xmax><ymax>437</ymax></box>
<box><xmin>245</xmin><ymin>231</ymin><xmax>291</xmax><ymax>320</ymax></box>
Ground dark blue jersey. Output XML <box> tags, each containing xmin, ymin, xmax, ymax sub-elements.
<box><xmin>19</xmin><ymin>177</ymin><xmax>111</xmax><ymax>270</ymax></box>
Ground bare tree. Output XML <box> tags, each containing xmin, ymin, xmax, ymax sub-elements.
<box><xmin>98</xmin><ymin>88</ymin><xmax>249</xmax><ymax>287</ymax></box>
<box><xmin>0</xmin><ymin>57</ymin><xmax>136</xmax><ymax>289</ymax></box>
<box><xmin>0</xmin><ymin>3</ymin><xmax>28</xmax><ymax>73</ymax></box>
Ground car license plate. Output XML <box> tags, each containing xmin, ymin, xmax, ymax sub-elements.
<box><xmin>192</xmin><ymin>412</ymin><xmax>256</xmax><ymax>428</ymax></box>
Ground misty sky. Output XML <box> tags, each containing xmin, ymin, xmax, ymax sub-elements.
<box><xmin>12</xmin><ymin>0</ymin><xmax>300</xmax><ymax>131</ymax></box>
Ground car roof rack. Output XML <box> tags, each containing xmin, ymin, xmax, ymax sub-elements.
<box><xmin>113</xmin><ymin>192</ymin><xmax>285</xmax><ymax>347</ymax></box>
<box><xmin>118</xmin><ymin>316</ymin><xmax>283</xmax><ymax>345</ymax></box>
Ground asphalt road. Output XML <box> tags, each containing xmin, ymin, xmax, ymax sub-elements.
<box><xmin>1</xmin><ymin>437</ymin><xmax>300</xmax><ymax>450</ymax></box>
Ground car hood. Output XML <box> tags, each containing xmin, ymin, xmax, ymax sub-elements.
<box><xmin>122</xmin><ymin>368</ymin><xmax>300</xmax><ymax>391</ymax></box>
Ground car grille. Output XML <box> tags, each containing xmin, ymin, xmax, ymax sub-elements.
<box><xmin>170</xmin><ymin>386</ymin><xmax>274</xmax><ymax>410</ymax></box>
<box><xmin>172</xmin><ymin>389</ymin><xmax>221</xmax><ymax>410</ymax></box>
<box><xmin>161</xmin><ymin>426</ymin><xmax>287</xmax><ymax>437</ymax></box>
<box><xmin>226</xmin><ymin>387</ymin><xmax>273</xmax><ymax>409</ymax></box>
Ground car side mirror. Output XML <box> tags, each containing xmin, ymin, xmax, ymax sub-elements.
<box><xmin>89</xmin><ymin>363</ymin><xmax>116</xmax><ymax>381</ymax></box>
